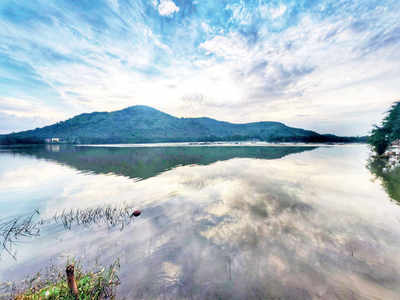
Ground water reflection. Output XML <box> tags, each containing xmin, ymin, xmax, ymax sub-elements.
<box><xmin>368</xmin><ymin>157</ymin><xmax>400</xmax><ymax>203</ymax></box>
<box><xmin>3</xmin><ymin>145</ymin><xmax>317</xmax><ymax>179</ymax></box>
<box><xmin>0</xmin><ymin>145</ymin><xmax>400</xmax><ymax>299</ymax></box>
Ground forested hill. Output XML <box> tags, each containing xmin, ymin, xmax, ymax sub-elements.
<box><xmin>0</xmin><ymin>105</ymin><xmax>366</xmax><ymax>144</ymax></box>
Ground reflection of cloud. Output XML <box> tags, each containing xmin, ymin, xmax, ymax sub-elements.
<box><xmin>1</xmin><ymin>146</ymin><xmax>400</xmax><ymax>298</ymax></box>
<box><xmin>0</xmin><ymin>163</ymin><xmax>67</xmax><ymax>190</ymax></box>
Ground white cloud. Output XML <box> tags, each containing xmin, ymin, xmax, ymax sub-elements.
<box><xmin>0</xmin><ymin>1</ymin><xmax>399</xmax><ymax>135</ymax></box>
<box><xmin>269</xmin><ymin>4</ymin><xmax>287</xmax><ymax>19</ymax></box>
<box><xmin>0</xmin><ymin>112</ymin><xmax>54</xmax><ymax>134</ymax></box>
<box><xmin>200</xmin><ymin>32</ymin><xmax>249</xmax><ymax>60</ymax></box>
<box><xmin>0</xmin><ymin>97</ymin><xmax>67</xmax><ymax>119</ymax></box>
<box><xmin>225</xmin><ymin>2</ymin><xmax>252</xmax><ymax>25</ymax></box>
<box><xmin>157</xmin><ymin>0</ymin><xmax>179</xmax><ymax>17</ymax></box>
<box><xmin>0</xmin><ymin>97</ymin><xmax>69</xmax><ymax>132</ymax></box>
<box><xmin>191</xmin><ymin>13</ymin><xmax>400</xmax><ymax>134</ymax></box>
<box><xmin>201</xmin><ymin>22</ymin><xmax>212</xmax><ymax>34</ymax></box>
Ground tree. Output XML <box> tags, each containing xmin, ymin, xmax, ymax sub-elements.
<box><xmin>369</xmin><ymin>101</ymin><xmax>400</xmax><ymax>155</ymax></box>
<box><xmin>369</xmin><ymin>126</ymin><xmax>389</xmax><ymax>155</ymax></box>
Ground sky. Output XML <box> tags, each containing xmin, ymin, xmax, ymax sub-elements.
<box><xmin>0</xmin><ymin>0</ymin><xmax>399</xmax><ymax>136</ymax></box>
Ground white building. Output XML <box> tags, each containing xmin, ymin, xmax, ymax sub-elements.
<box><xmin>45</xmin><ymin>138</ymin><xmax>61</xmax><ymax>143</ymax></box>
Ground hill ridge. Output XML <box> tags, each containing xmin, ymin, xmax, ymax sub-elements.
<box><xmin>0</xmin><ymin>105</ymin><xmax>366</xmax><ymax>144</ymax></box>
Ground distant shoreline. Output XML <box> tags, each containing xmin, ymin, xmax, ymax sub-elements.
<box><xmin>0</xmin><ymin>141</ymin><xmax>367</xmax><ymax>148</ymax></box>
<box><xmin>0</xmin><ymin>105</ymin><xmax>368</xmax><ymax>146</ymax></box>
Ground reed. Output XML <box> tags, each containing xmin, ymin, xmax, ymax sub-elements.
<box><xmin>0</xmin><ymin>211</ymin><xmax>40</xmax><ymax>259</ymax></box>
<box><xmin>0</xmin><ymin>205</ymin><xmax>139</xmax><ymax>259</ymax></box>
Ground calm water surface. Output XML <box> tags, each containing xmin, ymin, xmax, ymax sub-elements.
<box><xmin>0</xmin><ymin>144</ymin><xmax>400</xmax><ymax>299</ymax></box>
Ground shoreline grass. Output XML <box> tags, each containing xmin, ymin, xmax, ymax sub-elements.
<box><xmin>1</xmin><ymin>259</ymin><xmax>120</xmax><ymax>300</ymax></box>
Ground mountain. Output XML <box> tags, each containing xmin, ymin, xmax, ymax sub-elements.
<box><xmin>0</xmin><ymin>105</ymin><xmax>366</xmax><ymax>144</ymax></box>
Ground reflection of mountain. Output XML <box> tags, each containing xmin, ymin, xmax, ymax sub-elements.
<box><xmin>8</xmin><ymin>145</ymin><xmax>317</xmax><ymax>180</ymax></box>
<box><xmin>368</xmin><ymin>157</ymin><xmax>400</xmax><ymax>203</ymax></box>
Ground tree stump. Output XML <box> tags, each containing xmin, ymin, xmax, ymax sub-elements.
<box><xmin>66</xmin><ymin>264</ymin><xmax>79</xmax><ymax>298</ymax></box>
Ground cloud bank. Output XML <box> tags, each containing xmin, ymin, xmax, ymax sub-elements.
<box><xmin>0</xmin><ymin>0</ymin><xmax>399</xmax><ymax>135</ymax></box>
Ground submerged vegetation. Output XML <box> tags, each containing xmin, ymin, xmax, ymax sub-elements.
<box><xmin>0</xmin><ymin>259</ymin><xmax>120</xmax><ymax>300</ymax></box>
<box><xmin>52</xmin><ymin>206</ymin><xmax>135</xmax><ymax>231</ymax></box>
<box><xmin>0</xmin><ymin>211</ymin><xmax>41</xmax><ymax>260</ymax></box>
<box><xmin>368</xmin><ymin>101</ymin><xmax>400</xmax><ymax>155</ymax></box>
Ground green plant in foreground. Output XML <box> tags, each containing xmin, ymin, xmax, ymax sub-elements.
<box><xmin>14</xmin><ymin>259</ymin><xmax>120</xmax><ymax>300</ymax></box>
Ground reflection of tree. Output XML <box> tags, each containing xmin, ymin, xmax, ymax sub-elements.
<box><xmin>368</xmin><ymin>157</ymin><xmax>400</xmax><ymax>203</ymax></box>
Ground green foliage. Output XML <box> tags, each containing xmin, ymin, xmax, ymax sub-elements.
<box><xmin>368</xmin><ymin>157</ymin><xmax>400</xmax><ymax>203</ymax></box>
<box><xmin>369</xmin><ymin>101</ymin><xmax>400</xmax><ymax>154</ymax></box>
<box><xmin>14</xmin><ymin>259</ymin><xmax>120</xmax><ymax>300</ymax></box>
<box><xmin>369</xmin><ymin>126</ymin><xmax>390</xmax><ymax>155</ymax></box>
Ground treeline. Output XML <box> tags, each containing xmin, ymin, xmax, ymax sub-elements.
<box><xmin>269</xmin><ymin>135</ymin><xmax>367</xmax><ymax>143</ymax></box>
<box><xmin>0</xmin><ymin>135</ymin><xmax>45</xmax><ymax>145</ymax></box>
<box><xmin>0</xmin><ymin>134</ymin><xmax>367</xmax><ymax>145</ymax></box>
<box><xmin>369</xmin><ymin>101</ymin><xmax>400</xmax><ymax>154</ymax></box>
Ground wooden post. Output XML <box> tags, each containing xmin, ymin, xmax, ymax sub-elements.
<box><xmin>66</xmin><ymin>265</ymin><xmax>79</xmax><ymax>298</ymax></box>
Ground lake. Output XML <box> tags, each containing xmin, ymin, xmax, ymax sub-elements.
<box><xmin>1</xmin><ymin>144</ymin><xmax>400</xmax><ymax>299</ymax></box>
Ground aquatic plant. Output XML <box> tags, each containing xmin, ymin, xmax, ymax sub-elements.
<box><xmin>0</xmin><ymin>211</ymin><xmax>40</xmax><ymax>259</ymax></box>
<box><xmin>52</xmin><ymin>206</ymin><xmax>135</xmax><ymax>230</ymax></box>
<box><xmin>0</xmin><ymin>205</ymin><xmax>139</xmax><ymax>260</ymax></box>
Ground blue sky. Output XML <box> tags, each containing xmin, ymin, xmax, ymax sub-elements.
<box><xmin>0</xmin><ymin>0</ymin><xmax>399</xmax><ymax>135</ymax></box>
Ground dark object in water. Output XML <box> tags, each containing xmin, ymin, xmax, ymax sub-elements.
<box><xmin>131</xmin><ymin>210</ymin><xmax>141</xmax><ymax>217</ymax></box>
<box><xmin>66</xmin><ymin>264</ymin><xmax>79</xmax><ymax>298</ymax></box>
